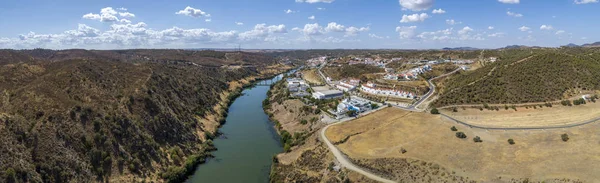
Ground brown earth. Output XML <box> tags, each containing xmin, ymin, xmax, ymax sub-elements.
<box><xmin>327</xmin><ymin>107</ymin><xmax>596</xmax><ymax>182</ymax></box>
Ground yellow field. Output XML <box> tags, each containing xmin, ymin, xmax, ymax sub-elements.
<box><xmin>326</xmin><ymin>107</ymin><xmax>600</xmax><ymax>182</ymax></box>
<box><xmin>443</xmin><ymin>101</ymin><xmax>600</xmax><ymax>128</ymax></box>
<box><xmin>301</xmin><ymin>69</ymin><xmax>324</xmax><ymax>85</ymax></box>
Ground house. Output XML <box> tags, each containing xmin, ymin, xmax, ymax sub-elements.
<box><xmin>360</xmin><ymin>82</ymin><xmax>416</xmax><ymax>99</ymax></box>
<box><xmin>287</xmin><ymin>78</ymin><xmax>306</xmax><ymax>87</ymax></box>
<box><xmin>337</xmin><ymin>97</ymin><xmax>372</xmax><ymax>113</ymax></box>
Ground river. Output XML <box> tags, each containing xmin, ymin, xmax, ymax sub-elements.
<box><xmin>185</xmin><ymin>74</ymin><xmax>287</xmax><ymax>183</ymax></box>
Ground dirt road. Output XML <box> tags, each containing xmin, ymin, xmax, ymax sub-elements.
<box><xmin>320</xmin><ymin>121</ymin><xmax>396</xmax><ymax>183</ymax></box>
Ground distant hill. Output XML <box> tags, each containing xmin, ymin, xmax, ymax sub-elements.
<box><xmin>442</xmin><ymin>47</ymin><xmax>480</xmax><ymax>51</ymax></box>
<box><xmin>562</xmin><ymin>43</ymin><xmax>580</xmax><ymax>47</ymax></box>
<box><xmin>582</xmin><ymin>41</ymin><xmax>600</xmax><ymax>47</ymax></box>
<box><xmin>0</xmin><ymin>49</ymin><xmax>280</xmax><ymax>182</ymax></box>
<box><xmin>435</xmin><ymin>48</ymin><xmax>600</xmax><ymax>106</ymax></box>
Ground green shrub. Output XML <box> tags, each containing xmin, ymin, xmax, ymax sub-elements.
<box><xmin>300</xmin><ymin>119</ymin><xmax>308</xmax><ymax>125</ymax></box>
<box><xmin>430</xmin><ymin>108</ymin><xmax>440</xmax><ymax>114</ymax></box>
<box><xmin>455</xmin><ymin>132</ymin><xmax>467</xmax><ymax>139</ymax></box>
<box><xmin>508</xmin><ymin>139</ymin><xmax>515</xmax><ymax>145</ymax></box>
<box><xmin>473</xmin><ymin>136</ymin><xmax>482</xmax><ymax>143</ymax></box>
<box><xmin>561</xmin><ymin>133</ymin><xmax>569</xmax><ymax>142</ymax></box>
<box><xmin>5</xmin><ymin>168</ymin><xmax>16</xmax><ymax>183</ymax></box>
<box><xmin>450</xmin><ymin>126</ymin><xmax>457</xmax><ymax>131</ymax></box>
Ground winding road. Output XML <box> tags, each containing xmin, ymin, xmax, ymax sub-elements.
<box><xmin>315</xmin><ymin>63</ymin><xmax>462</xmax><ymax>182</ymax></box>
<box><xmin>320</xmin><ymin>118</ymin><xmax>396</xmax><ymax>183</ymax></box>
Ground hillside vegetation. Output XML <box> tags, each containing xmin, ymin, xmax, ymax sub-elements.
<box><xmin>435</xmin><ymin>48</ymin><xmax>600</xmax><ymax>106</ymax></box>
<box><xmin>0</xmin><ymin>49</ymin><xmax>281</xmax><ymax>182</ymax></box>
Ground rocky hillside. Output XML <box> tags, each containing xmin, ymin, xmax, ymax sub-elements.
<box><xmin>0</xmin><ymin>49</ymin><xmax>282</xmax><ymax>182</ymax></box>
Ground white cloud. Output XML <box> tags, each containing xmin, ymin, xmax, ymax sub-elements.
<box><xmin>432</xmin><ymin>9</ymin><xmax>446</xmax><ymax>14</ymax></box>
<box><xmin>540</xmin><ymin>25</ymin><xmax>553</xmax><ymax>30</ymax></box>
<box><xmin>117</xmin><ymin>7</ymin><xmax>127</xmax><ymax>11</ymax></box>
<box><xmin>400</xmin><ymin>13</ymin><xmax>430</xmax><ymax>23</ymax></box>
<box><xmin>308</xmin><ymin>15</ymin><xmax>316</xmax><ymax>20</ymax></box>
<box><xmin>344</xmin><ymin>26</ymin><xmax>370</xmax><ymax>37</ymax></box>
<box><xmin>119</xmin><ymin>19</ymin><xmax>132</xmax><ymax>24</ymax></box>
<box><xmin>236</xmin><ymin>22</ymin><xmax>244</xmax><ymax>26</ymax></box>
<box><xmin>446</xmin><ymin>19</ymin><xmax>461</xmax><ymax>25</ymax></box>
<box><xmin>395</xmin><ymin>26</ymin><xmax>417</xmax><ymax>39</ymax></box>
<box><xmin>325</xmin><ymin>22</ymin><xmax>346</xmax><ymax>32</ymax></box>
<box><xmin>238</xmin><ymin>24</ymin><xmax>287</xmax><ymax>42</ymax></box>
<box><xmin>399</xmin><ymin>0</ymin><xmax>434</xmax><ymax>11</ymax></box>
<box><xmin>285</xmin><ymin>9</ymin><xmax>297</xmax><ymax>14</ymax></box>
<box><xmin>518</xmin><ymin>26</ymin><xmax>530</xmax><ymax>32</ymax></box>
<box><xmin>369</xmin><ymin>34</ymin><xmax>383</xmax><ymax>39</ymax></box>
<box><xmin>574</xmin><ymin>0</ymin><xmax>598</xmax><ymax>4</ymax></box>
<box><xmin>317</xmin><ymin>7</ymin><xmax>326</xmax><ymax>10</ymax></box>
<box><xmin>507</xmin><ymin>11</ymin><xmax>523</xmax><ymax>17</ymax></box>
<box><xmin>205</xmin><ymin>19</ymin><xmax>212</xmax><ymax>22</ymax></box>
<box><xmin>488</xmin><ymin>32</ymin><xmax>505</xmax><ymax>37</ymax></box>
<box><xmin>176</xmin><ymin>6</ymin><xmax>211</xmax><ymax>18</ymax></box>
<box><xmin>82</xmin><ymin>7</ymin><xmax>124</xmax><ymax>22</ymax></box>
<box><xmin>298</xmin><ymin>23</ymin><xmax>325</xmax><ymax>36</ymax></box>
<box><xmin>498</xmin><ymin>0</ymin><xmax>519</xmax><ymax>4</ymax></box>
<box><xmin>458</xmin><ymin>26</ymin><xmax>473</xmax><ymax>35</ymax></box>
<box><xmin>119</xmin><ymin>12</ymin><xmax>135</xmax><ymax>18</ymax></box>
<box><xmin>295</xmin><ymin>0</ymin><xmax>335</xmax><ymax>3</ymax></box>
<box><xmin>488</xmin><ymin>26</ymin><xmax>495</xmax><ymax>30</ymax></box>
<box><xmin>324</xmin><ymin>22</ymin><xmax>369</xmax><ymax>36</ymax></box>
<box><xmin>555</xmin><ymin>30</ymin><xmax>565</xmax><ymax>35</ymax></box>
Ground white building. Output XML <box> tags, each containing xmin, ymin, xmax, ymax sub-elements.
<box><xmin>312</xmin><ymin>86</ymin><xmax>344</xmax><ymax>100</ymax></box>
<box><xmin>287</xmin><ymin>78</ymin><xmax>306</xmax><ymax>87</ymax></box>
<box><xmin>360</xmin><ymin>82</ymin><xmax>415</xmax><ymax>99</ymax></box>
<box><xmin>336</xmin><ymin>79</ymin><xmax>360</xmax><ymax>92</ymax></box>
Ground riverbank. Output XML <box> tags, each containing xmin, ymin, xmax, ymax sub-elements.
<box><xmin>263</xmin><ymin>75</ymin><xmax>368</xmax><ymax>182</ymax></box>
<box><xmin>158</xmin><ymin>64</ymin><xmax>293</xmax><ymax>183</ymax></box>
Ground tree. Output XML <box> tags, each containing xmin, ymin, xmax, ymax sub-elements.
<box><xmin>561</xmin><ymin>133</ymin><xmax>569</xmax><ymax>142</ymax></box>
<box><xmin>5</xmin><ymin>168</ymin><xmax>16</xmax><ymax>183</ymax></box>
<box><xmin>452</xmin><ymin>107</ymin><xmax>458</xmax><ymax>112</ymax></box>
<box><xmin>473</xmin><ymin>136</ymin><xmax>482</xmax><ymax>143</ymax></box>
<box><xmin>455</xmin><ymin>132</ymin><xmax>467</xmax><ymax>139</ymax></box>
<box><xmin>450</xmin><ymin>126</ymin><xmax>458</xmax><ymax>131</ymax></box>
<box><xmin>371</xmin><ymin>103</ymin><xmax>379</xmax><ymax>109</ymax></box>
<box><xmin>430</xmin><ymin>108</ymin><xmax>440</xmax><ymax>114</ymax></box>
<box><xmin>300</xmin><ymin>119</ymin><xmax>308</xmax><ymax>125</ymax></box>
<box><xmin>283</xmin><ymin>143</ymin><xmax>291</xmax><ymax>152</ymax></box>
<box><xmin>346</xmin><ymin>110</ymin><xmax>356</xmax><ymax>117</ymax></box>
<box><xmin>508</xmin><ymin>139</ymin><xmax>515</xmax><ymax>145</ymax></box>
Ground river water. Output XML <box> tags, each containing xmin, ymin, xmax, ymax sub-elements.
<box><xmin>185</xmin><ymin>74</ymin><xmax>285</xmax><ymax>183</ymax></box>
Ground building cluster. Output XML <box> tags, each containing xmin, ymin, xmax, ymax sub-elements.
<box><xmin>333</xmin><ymin>97</ymin><xmax>373</xmax><ymax>119</ymax></box>
<box><xmin>312</xmin><ymin>86</ymin><xmax>344</xmax><ymax>100</ymax></box>
<box><xmin>348</xmin><ymin>57</ymin><xmax>387</xmax><ymax>67</ymax></box>
<box><xmin>360</xmin><ymin>82</ymin><xmax>416</xmax><ymax>99</ymax></box>
<box><xmin>307</xmin><ymin>57</ymin><xmax>327</xmax><ymax>67</ymax></box>
<box><xmin>384</xmin><ymin>65</ymin><xmax>432</xmax><ymax>81</ymax></box>
<box><xmin>335</xmin><ymin>79</ymin><xmax>361</xmax><ymax>92</ymax></box>
<box><xmin>286</xmin><ymin>78</ymin><xmax>310</xmax><ymax>97</ymax></box>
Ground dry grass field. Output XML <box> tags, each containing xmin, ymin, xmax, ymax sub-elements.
<box><xmin>443</xmin><ymin>102</ymin><xmax>600</xmax><ymax>128</ymax></box>
<box><xmin>326</xmin><ymin>107</ymin><xmax>600</xmax><ymax>182</ymax></box>
<box><xmin>301</xmin><ymin>69</ymin><xmax>324</xmax><ymax>85</ymax></box>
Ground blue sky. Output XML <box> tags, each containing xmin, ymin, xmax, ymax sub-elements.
<box><xmin>0</xmin><ymin>0</ymin><xmax>598</xmax><ymax>49</ymax></box>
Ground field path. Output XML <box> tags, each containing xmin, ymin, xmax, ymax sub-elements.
<box><xmin>321</xmin><ymin>123</ymin><xmax>396</xmax><ymax>183</ymax></box>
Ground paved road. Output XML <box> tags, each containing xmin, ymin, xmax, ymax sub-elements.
<box><xmin>392</xmin><ymin>68</ymin><xmax>462</xmax><ymax>112</ymax></box>
<box><xmin>320</xmin><ymin>119</ymin><xmax>396</xmax><ymax>183</ymax></box>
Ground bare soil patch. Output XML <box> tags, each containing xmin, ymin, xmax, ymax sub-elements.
<box><xmin>327</xmin><ymin>107</ymin><xmax>598</xmax><ymax>182</ymax></box>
